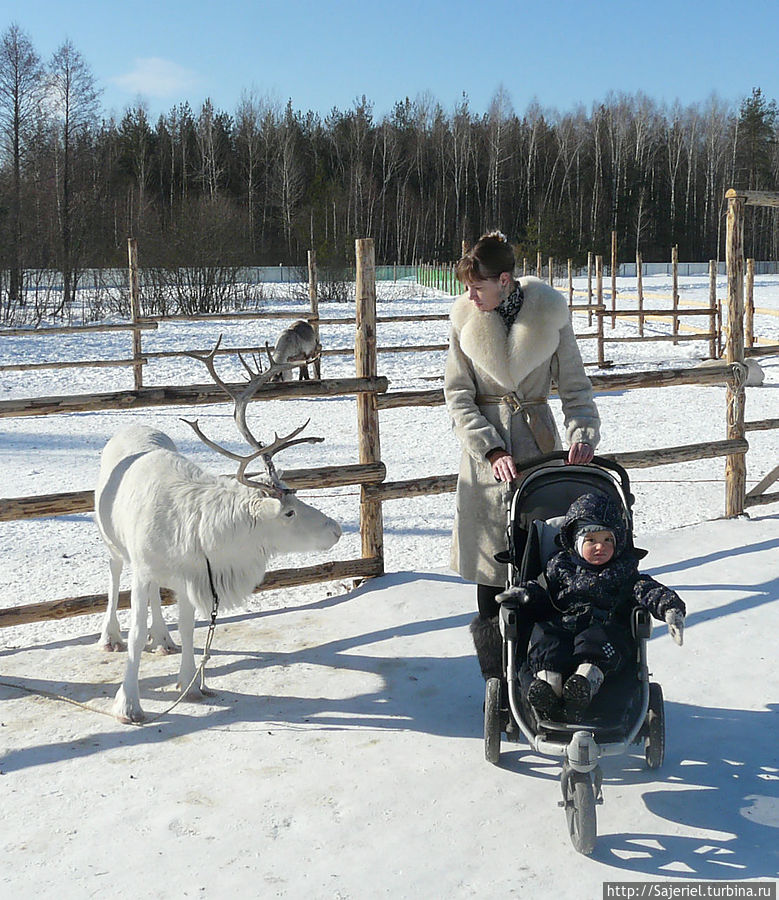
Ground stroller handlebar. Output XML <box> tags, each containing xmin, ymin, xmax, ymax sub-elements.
<box><xmin>518</xmin><ymin>451</ymin><xmax>633</xmax><ymax>509</ymax></box>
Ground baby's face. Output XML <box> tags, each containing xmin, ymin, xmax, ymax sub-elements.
<box><xmin>580</xmin><ymin>530</ymin><xmax>615</xmax><ymax>565</ymax></box>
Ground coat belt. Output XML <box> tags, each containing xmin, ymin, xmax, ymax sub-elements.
<box><xmin>475</xmin><ymin>392</ymin><xmax>547</xmax><ymax>414</ymax></box>
<box><xmin>475</xmin><ymin>392</ymin><xmax>558</xmax><ymax>455</ymax></box>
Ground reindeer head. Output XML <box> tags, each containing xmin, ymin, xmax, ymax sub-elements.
<box><xmin>181</xmin><ymin>336</ymin><xmax>323</xmax><ymax>498</ymax></box>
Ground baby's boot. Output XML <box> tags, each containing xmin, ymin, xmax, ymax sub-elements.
<box><xmin>563</xmin><ymin>663</ymin><xmax>604</xmax><ymax>717</ymax></box>
<box><xmin>527</xmin><ymin>670</ymin><xmax>563</xmax><ymax>719</ymax></box>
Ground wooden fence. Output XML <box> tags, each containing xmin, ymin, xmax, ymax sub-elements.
<box><xmin>1</xmin><ymin>200</ymin><xmax>777</xmax><ymax>628</ymax></box>
<box><xmin>0</xmin><ymin>243</ymin><xmax>450</xmax><ymax>379</ymax></box>
<box><xmin>418</xmin><ymin>231</ymin><xmax>779</xmax><ymax>365</ymax></box>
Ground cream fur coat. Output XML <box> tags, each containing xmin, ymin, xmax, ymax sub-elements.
<box><xmin>444</xmin><ymin>276</ymin><xmax>600</xmax><ymax>586</ymax></box>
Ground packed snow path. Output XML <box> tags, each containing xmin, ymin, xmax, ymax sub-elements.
<box><xmin>1</xmin><ymin>514</ymin><xmax>777</xmax><ymax>897</ymax></box>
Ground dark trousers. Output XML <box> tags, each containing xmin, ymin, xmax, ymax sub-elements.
<box><xmin>477</xmin><ymin>584</ymin><xmax>503</xmax><ymax>619</ymax></box>
<box><xmin>528</xmin><ymin>620</ymin><xmax>630</xmax><ymax>677</ymax></box>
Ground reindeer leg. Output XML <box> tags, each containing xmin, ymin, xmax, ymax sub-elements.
<box><xmin>176</xmin><ymin>597</ymin><xmax>213</xmax><ymax>699</ymax></box>
<box><xmin>98</xmin><ymin>554</ymin><xmax>126</xmax><ymax>652</ymax></box>
<box><xmin>146</xmin><ymin>585</ymin><xmax>180</xmax><ymax>654</ymax></box>
<box><xmin>112</xmin><ymin>573</ymin><xmax>151</xmax><ymax>724</ymax></box>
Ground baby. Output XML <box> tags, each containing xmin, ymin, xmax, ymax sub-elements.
<box><xmin>518</xmin><ymin>492</ymin><xmax>686</xmax><ymax>719</ymax></box>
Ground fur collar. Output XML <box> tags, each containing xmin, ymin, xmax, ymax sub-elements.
<box><xmin>450</xmin><ymin>276</ymin><xmax>570</xmax><ymax>390</ymax></box>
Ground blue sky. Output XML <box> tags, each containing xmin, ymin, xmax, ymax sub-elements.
<box><xmin>4</xmin><ymin>0</ymin><xmax>778</xmax><ymax>122</ymax></box>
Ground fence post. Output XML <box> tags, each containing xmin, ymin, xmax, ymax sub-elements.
<box><xmin>567</xmin><ymin>258</ymin><xmax>573</xmax><ymax>308</ymax></box>
<box><xmin>637</xmin><ymin>250</ymin><xmax>644</xmax><ymax>337</ymax></box>
<box><xmin>127</xmin><ymin>237</ymin><xmax>143</xmax><ymax>390</ymax></box>
<box><xmin>548</xmin><ymin>256</ymin><xmax>554</xmax><ymax>287</ymax></box>
<box><xmin>708</xmin><ymin>259</ymin><xmax>718</xmax><ymax>359</ymax></box>
<box><xmin>611</xmin><ymin>230</ymin><xmax>617</xmax><ymax>328</ymax></box>
<box><xmin>308</xmin><ymin>249</ymin><xmax>320</xmax><ymax>379</ymax></box>
<box><xmin>536</xmin><ymin>250</ymin><xmax>542</xmax><ymax>279</ymax></box>
<box><xmin>596</xmin><ymin>255</ymin><xmax>605</xmax><ymax>367</ymax></box>
<box><xmin>671</xmin><ymin>244</ymin><xmax>679</xmax><ymax>345</ymax></box>
<box><xmin>523</xmin><ymin>257</ymin><xmax>528</xmax><ymax>277</ymax></box>
<box><xmin>587</xmin><ymin>251</ymin><xmax>593</xmax><ymax>327</ymax></box>
<box><xmin>355</xmin><ymin>238</ymin><xmax>384</xmax><ymax>571</ymax></box>
<box><xmin>745</xmin><ymin>257</ymin><xmax>755</xmax><ymax>349</ymax></box>
<box><xmin>725</xmin><ymin>193</ymin><xmax>746</xmax><ymax>517</ymax></box>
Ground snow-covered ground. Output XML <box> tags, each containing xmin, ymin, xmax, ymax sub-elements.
<box><xmin>0</xmin><ymin>275</ymin><xmax>777</xmax><ymax>895</ymax></box>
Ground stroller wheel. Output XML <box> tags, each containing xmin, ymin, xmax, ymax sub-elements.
<box><xmin>484</xmin><ymin>677</ymin><xmax>502</xmax><ymax>765</ymax></box>
<box><xmin>645</xmin><ymin>682</ymin><xmax>665</xmax><ymax>769</ymax></box>
<box><xmin>562</xmin><ymin>768</ymin><xmax>597</xmax><ymax>855</ymax></box>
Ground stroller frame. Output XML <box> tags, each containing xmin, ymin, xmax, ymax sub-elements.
<box><xmin>482</xmin><ymin>452</ymin><xmax>665</xmax><ymax>854</ymax></box>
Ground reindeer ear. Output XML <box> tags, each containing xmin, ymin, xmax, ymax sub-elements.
<box><xmin>255</xmin><ymin>496</ymin><xmax>283</xmax><ymax>518</ymax></box>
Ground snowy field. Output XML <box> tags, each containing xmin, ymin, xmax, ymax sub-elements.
<box><xmin>0</xmin><ymin>275</ymin><xmax>777</xmax><ymax>896</ymax></box>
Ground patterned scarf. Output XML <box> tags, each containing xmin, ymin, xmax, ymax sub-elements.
<box><xmin>495</xmin><ymin>283</ymin><xmax>524</xmax><ymax>330</ymax></box>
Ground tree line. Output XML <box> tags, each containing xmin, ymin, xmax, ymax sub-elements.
<box><xmin>1</xmin><ymin>23</ymin><xmax>778</xmax><ymax>314</ymax></box>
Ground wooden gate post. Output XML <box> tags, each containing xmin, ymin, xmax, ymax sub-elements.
<box><xmin>355</xmin><ymin>238</ymin><xmax>384</xmax><ymax>570</ymax></box>
<box><xmin>548</xmin><ymin>256</ymin><xmax>554</xmax><ymax>287</ymax></box>
<box><xmin>567</xmin><ymin>258</ymin><xmax>573</xmax><ymax>308</ymax></box>
<box><xmin>127</xmin><ymin>237</ymin><xmax>143</xmax><ymax>390</ymax></box>
<box><xmin>637</xmin><ymin>250</ymin><xmax>644</xmax><ymax>337</ymax></box>
<box><xmin>536</xmin><ymin>250</ymin><xmax>543</xmax><ymax>279</ymax></box>
<box><xmin>671</xmin><ymin>244</ymin><xmax>679</xmax><ymax>345</ymax></box>
<box><xmin>596</xmin><ymin>255</ymin><xmax>605</xmax><ymax>368</ymax></box>
<box><xmin>610</xmin><ymin>230</ymin><xmax>617</xmax><ymax>328</ymax></box>
<box><xmin>587</xmin><ymin>251</ymin><xmax>593</xmax><ymax>326</ymax></box>
<box><xmin>708</xmin><ymin>259</ymin><xmax>718</xmax><ymax>359</ymax></box>
<box><xmin>745</xmin><ymin>257</ymin><xmax>755</xmax><ymax>349</ymax></box>
<box><xmin>725</xmin><ymin>193</ymin><xmax>746</xmax><ymax>517</ymax></box>
<box><xmin>308</xmin><ymin>249</ymin><xmax>320</xmax><ymax>379</ymax></box>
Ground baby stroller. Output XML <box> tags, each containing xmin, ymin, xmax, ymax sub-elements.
<box><xmin>483</xmin><ymin>452</ymin><xmax>665</xmax><ymax>854</ymax></box>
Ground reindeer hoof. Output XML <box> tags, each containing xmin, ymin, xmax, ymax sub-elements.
<box><xmin>146</xmin><ymin>632</ymin><xmax>180</xmax><ymax>655</ymax></box>
<box><xmin>99</xmin><ymin>637</ymin><xmax>126</xmax><ymax>653</ymax></box>
<box><xmin>177</xmin><ymin>682</ymin><xmax>214</xmax><ymax>701</ymax></box>
<box><xmin>113</xmin><ymin>689</ymin><xmax>145</xmax><ymax>724</ymax></box>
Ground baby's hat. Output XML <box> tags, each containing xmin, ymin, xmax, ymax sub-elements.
<box><xmin>574</xmin><ymin>522</ymin><xmax>614</xmax><ymax>559</ymax></box>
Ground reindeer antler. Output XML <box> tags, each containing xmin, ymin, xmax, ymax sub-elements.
<box><xmin>183</xmin><ymin>335</ymin><xmax>324</xmax><ymax>491</ymax></box>
<box><xmin>180</xmin><ymin>417</ymin><xmax>283</xmax><ymax>496</ymax></box>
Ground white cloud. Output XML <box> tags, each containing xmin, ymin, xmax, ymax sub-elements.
<box><xmin>112</xmin><ymin>57</ymin><xmax>198</xmax><ymax>99</ymax></box>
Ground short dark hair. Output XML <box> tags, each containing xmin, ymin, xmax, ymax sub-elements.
<box><xmin>456</xmin><ymin>231</ymin><xmax>515</xmax><ymax>284</ymax></box>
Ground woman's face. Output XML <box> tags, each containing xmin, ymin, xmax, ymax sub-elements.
<box><xmin>466</xmin><ymin>272</ymin><xmax>511</xmax><ymax>311</ymax></box>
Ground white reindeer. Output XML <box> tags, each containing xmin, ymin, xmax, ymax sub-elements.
<box><xmin>271</xmin><ymin>319</ymin><xmax>319</xmax><ymax>381</ymax></box>
<box><xmin>95</xmin><ymin>341</ymin><xmax>341</xmax><ymax>724</ymax></box>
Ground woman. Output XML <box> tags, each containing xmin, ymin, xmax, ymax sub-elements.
<box><xmin>444</xmin><ymin>231</ymin><xmax>600</xmax><ymax>681</ymax></box>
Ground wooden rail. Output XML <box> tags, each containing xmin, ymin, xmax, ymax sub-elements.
<box><xmin>363</xmin><ymin>439</ymin><xmax>749</xmax><ymax>503</ymax></box>
<box><xmin>745</xmin><ymin>464</ymin><xmax>779</xmax><ymax>509</ymax></box>
<box><xmin>0</xmin><ymin>376</ymin><xmax>388</xmax><ymax>419</ymax></box>
<box><xmin>0</xmin><ymin>322</ymin><xmax>157</xmax><ymax>337</ymax></box>
<box><xmin>0</xmin><ymin>557</ymin><xmax>383</xmax><ymax>628</ymax></box>
<box><xmin>725</xmin><ymin>188</ymin><xmax>779</xmax><ymax>207</ymax></box>
<box><xmin>0</xmin><ymin>462</ymin><xmax>387</xmax><ymax>523</ymax></box>
<box><xmin>374</xmin><ymin>363</ymin><xmax>741</xmax><ymax>410</ymax></box>
<box><xmin>0</xmin><ymin>358</ymin><xmax>149</xmax><ymax>373</ymax></box>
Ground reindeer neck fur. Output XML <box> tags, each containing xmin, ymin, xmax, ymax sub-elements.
<box><xmin>159</xmin><ymin>453</ymin><xmax>285</xmax><ymax>617</ymax></box>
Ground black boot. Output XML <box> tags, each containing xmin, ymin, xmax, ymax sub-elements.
<box><xmin>527</xmin><ymin>678</ymin><xmax>561</xmax><ymax>719</ymax></box>
<box><xmin>469</xmin><ymin>614</ymin><xmax>502</xmax><ymax>680</ymax></box>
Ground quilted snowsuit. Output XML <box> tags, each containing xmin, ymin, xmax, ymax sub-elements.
<box><xmin>526</xmin><ymin>492</ymin><xmax>687</xmax><ymax>676</ymax></box>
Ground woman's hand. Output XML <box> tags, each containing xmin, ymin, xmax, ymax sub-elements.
<box><xmin>487</xmin><ymin>449</ymin><xmax>518</xmax><ymax>482</ymax></box>
<box><xmin>566</xmin><ymin>442</ymin><xmax>594</xmax><ymax>465</ymax></box>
